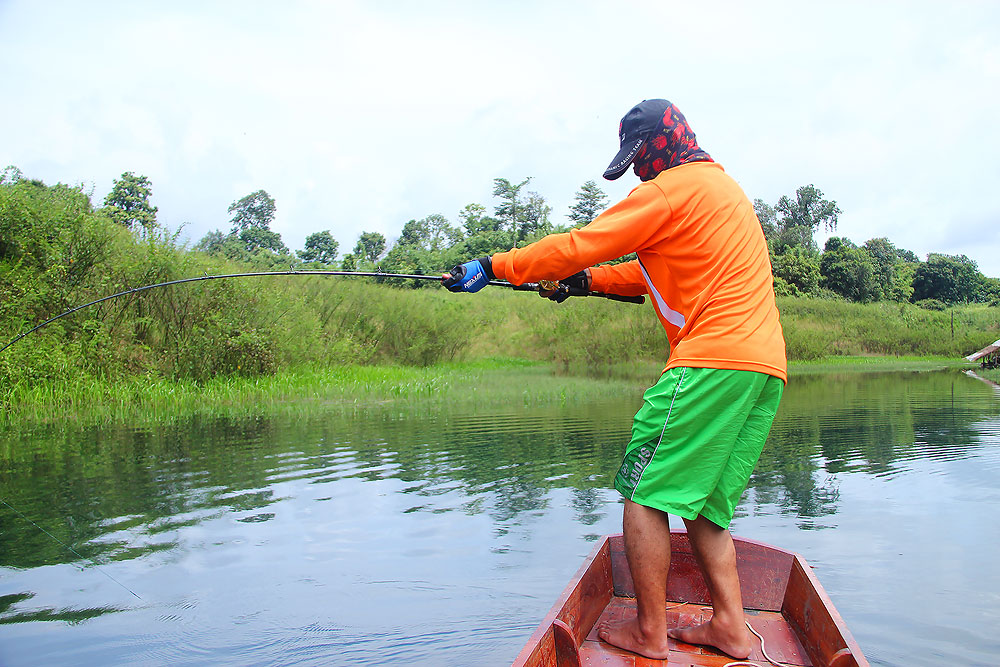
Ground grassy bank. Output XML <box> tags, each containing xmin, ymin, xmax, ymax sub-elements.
<box><xmin>0</xmin><ymin>359</ymin><xmax>661</xmax><ymax>427</ymax></box>
<box><xmin>777</xmin><ymin>298</ymin><xmax>998</xmax><ymax>360</ymax></box>
<box><xmin>5</xmin><ymin>281</ymin><xmax>996</xmax><ymax>380</ymax></box>
<box><xmin>975</xmin><ymin>367</ymin><xmax>1000</xmax><ymax>386</ymax></box>
<box><xmin>4</xmin><ymin>175</ymin><xmax>999</xmax><ymax>417</ymax></box>
<box><xmin>2</xmin><ymin>177</ymin><xmax>996</xmax><ymax>381</ymax></box>
<box><xmin>788</xmin><ymin>355</ymin><xmax>968</xmax><ymax>374</ymax></box>
<box><xmin>3</xmin><ymin>274</ymin><xmax>996</xmax><ymax>422</ymax></box>
<box><xmin>5</xmin><ymin>354</ymin><xmax>992</xmax><ymax>428</ymax></box>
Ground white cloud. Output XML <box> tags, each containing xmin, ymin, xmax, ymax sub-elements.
<box><xmin>1</xmin><ymin>0</ymin><xmax>998</xmax><ymax>275</ymax></box>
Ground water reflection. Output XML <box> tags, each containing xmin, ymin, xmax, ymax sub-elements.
<box><xmin>0</xmin><ymin>369</ymin><xmax>998</xmax><ymax>665</ymax></box>
<box><xmin>2</xmin><ymin>370</ymin><xmax>998</xmax><ymax>567</ymax></box>
<box><xmin>0</xmin><ymin>591</ymin><xmax>125</xmax><ymax>625</ymax></box>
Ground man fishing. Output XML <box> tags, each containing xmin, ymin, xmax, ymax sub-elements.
<box><xmin>442</xmin><ymin>99</ymin><xmax>787</xmax><ymax>661</ymax></box>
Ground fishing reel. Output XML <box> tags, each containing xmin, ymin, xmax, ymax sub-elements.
<box><xmin>537</xmin><ymin>279</ymin><xmax>578</xmax><ymax>302</ymax></box>
<box><xmin>533</xmin><ymin>278</ymin><xmax>646</xmax><ymax>304</ymax></box>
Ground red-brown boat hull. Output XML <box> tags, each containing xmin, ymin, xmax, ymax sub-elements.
<box><xmin>512</xmin><ymin>532</ymin><xmax>868</xmax><ymax>667</ymax></box>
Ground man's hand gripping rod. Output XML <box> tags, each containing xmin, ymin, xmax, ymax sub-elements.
<box><xmin>519</xmin><ymin>279</ymin><xmax>644</xmax><ymax>304</ymax></box>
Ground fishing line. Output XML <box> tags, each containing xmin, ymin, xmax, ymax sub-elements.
<box><xmin>0</xmin><ymin>270</ymin><xmax>644</xmax><ymax>355</ymax></box>
<box><xmin>0</xmin><ymin>497</ymin><xmax>142</xmax><ymax>600</ymax></box>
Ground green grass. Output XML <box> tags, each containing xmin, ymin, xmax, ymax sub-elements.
<box><xmin>975</xmin><ymin>367</ymin><xmax>1000</xmax><ymax>385</ymax></box>
<box><xmin>6</xmin><ymin>353</ymin><xmax>993</xmax><ymax>430</ymax></box>
<box><xmin>776</xmin><ymin>297</ymin><xmax>1000</xmax><ymax>360</ymax></box>
<box><xmin>4</xmin><ymin>178</ymin><xmax>1000</xmax><ymax>421</ymax></box>
<box><xmin>0</xmin><ymin>359</ymin><xmax>653</xmax><ymax>428</ymax></box>
<box><xmin>789</xmin><ymin>355</ymin><xmax>968</xmax><ymax>374</ymax></box>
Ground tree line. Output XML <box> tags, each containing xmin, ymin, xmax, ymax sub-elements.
<box><xmin>755</xmin><ymin>185</ymin><xmax>999</xmax><ymax>307</ymax></box>
<box><xmin>185</xmin><ymin>175</ymin><xmax>612</xmax><ymax>280</ymax></box>
<box><xmin>186</xmin><ymin>174</ymin><xmax>999</xmax><ymax>307</ymax></box>
<box><xmin>5</xmin><ymin>165</ymin><xmax>1000</xmax><ymax>308</ymax></box>
<box><xmin>2</xmin><ymin>167</ymin><xmax>998</xmax><ymax>393</ymax></box>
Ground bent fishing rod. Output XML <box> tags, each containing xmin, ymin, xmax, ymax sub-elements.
<box><xmin>0</xmin><ymin>270</ymin><xmax>644</xmax><ymax>354</ymax></box>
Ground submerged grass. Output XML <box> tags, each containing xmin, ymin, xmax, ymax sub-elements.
<box><xmin>5</xmin><ymin>352</ymin><xmax>991</xmax><ymax>430</ymax></box>
<box><xmin>0</xmin><ymin>359</ymin><xmax>654</xmax><ymax>428</ymax></box>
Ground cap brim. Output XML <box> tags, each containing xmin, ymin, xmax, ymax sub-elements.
<box><xmin>603</xmin><ymin>137</ymin><xmax>645</xmax><ymax>180</ymax></box>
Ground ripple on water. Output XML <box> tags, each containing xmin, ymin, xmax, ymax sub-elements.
<box><xmin>2</xmin><ymin>371</ymin><xmax>997</xmax><ymax>666</ymax></box>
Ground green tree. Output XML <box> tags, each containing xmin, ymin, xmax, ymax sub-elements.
<box><xmin>397</xmin><ymin>218</ymin><xmax>430</xmax><ymax>249</ymax></box>
<box><xmin>891</xmin><ymin>261</ymin><xmax>917</xmax><ymax>303</ymax></box>
<box><xmin>104</xmin><ymin>172</ymin><xmax>158</xmax><ymax>232</ymax></box>
<box><xmin>862</xmin><ymin>237</ymin><xmax>898</xmax><ymax>301</ymax></box>
<box><xmin>753</xmin><ymin>199</ymin><xmax>778</xmax><ymax>243</ymax></box>
<box><xmin>761</xmin><ymin>185</ymin><xmax>840</xmax><ymax>254</ymax></box>
<box><xmin>194</xmin><ymin>229</ymin><xmax>229</xmax><ymax>255</ymax></box>
<box><xmin>568</xmin><ymin>180</ymin><xmax>609</xmax><ymax>228</ymax></box>
<box><xmin>820</xmin><ymin>237</ymin><xmax>878</xmax><ymax>302</ymax></box>
<box><xmin>1</xmin><ymin>165</ymin><xmax>24</xmax><ymax>185</ymax></box>
<box><xmin>771</xmin><ymin>247</ymin><xmax>820</xmax><ymax>296</ymax></box>
<box><xmin>228</xmin><ymin>190</ymin><xmax>276</xmax><ymax>232</ymax></box>
<box><xmin>227</xmin><ymin>190</ymin><xmax>286</xmax><ymax>254</ymax></box>
<box><xmin>381</xmin><ymin>215</ymin><xmax>462</xmax><ymax>284</ymax></box>
<box><xmin>397</xmin><ymin>214</ymin><xmax>460</xmax><ymax>253</ymax></box>
<box><xmin>238</xmin><ymin>227</ymin><xmax>287</xmax><ymax>254</ymax></box>
<box><xmin>458</xmin><ymin>202</ymin><xmax>511</xmax><ymax>257</ymax></box>
<box><xmin>380</xmin><ymin>242</ymin><xmax>442</xmax><ymax>284</ymax></box>
<box><xmin>353</xmin><ymin>231</ymin><xmax>386</xmax><ymax>264</ymax></box>
<box><xmin>977</xmin><ymin>275</ymin><xmax>1000</xmax><ymax>304</ymax></box>
<box><xmin>426</xmin><ymin>214</ymin><xmax>460</xmax><ymax>252</ymax></box>
<box><xmin>459</xmin><ymin>229</ymin><xmax>516</xmax><ymax>258</ymax></box>
<box><xmin>298</xmin><ymin>230</ymin><xmax>339</xmax><ymax>264</ymax></box>
<box><xmin>458</xmin><ymin>203</ymin><xmax>499</xmax><ymax>236</ymax></box>
<box><xmin>519</xmin><ymin>191</ymin><xmax>552</xmax><ymax>242</ymax></box>
<box><xmin>493</xmin><ymin>177</ymin><xmax>531</xmax><ymax>237</ymax></box>
<box><xmin>912</xmin><ymin>254</ymin><xmax>981</xmax><ymax>304</ymax></box>
<box><xmin>776</xmin><ymin>185</ymin><xmax>840</xmax><ymax>249</ymax></box>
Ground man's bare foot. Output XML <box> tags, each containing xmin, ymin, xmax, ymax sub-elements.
<box><xmin>668</xmin><ymin>617</ymin><xmax>752</xmax><ymax>659</ymax></box>
<box><xmin>597</xmin><ymin>617</ymin><xmax>670</xmax><ymax>659</ymax></box>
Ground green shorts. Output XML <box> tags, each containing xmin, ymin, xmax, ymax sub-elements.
<box><xmin>614</xmin><ymin>366</ymin><xmax>783</xmax><ymax>529</ymax></box>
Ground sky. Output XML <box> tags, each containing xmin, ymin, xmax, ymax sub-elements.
<box><xmin>2</xmin><ymin>1</ymin><xmax>999</xmax><ymax>277</ymax></box>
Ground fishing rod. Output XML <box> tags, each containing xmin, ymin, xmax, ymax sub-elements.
<box><xmin>0</xmin><ymin>270</ymin><xmax>644</xmax><ymax>354</ymax></box>
<box><xmin>0</xmin><ymin>269</ymin><xmax>643</xmax><ymax>602</ymax></box>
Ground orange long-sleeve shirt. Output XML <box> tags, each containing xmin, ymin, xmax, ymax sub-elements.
<box><xmin>491</xmin><ymin>161</ymin><xmax>787</xmax><ymax>381</ymax></box>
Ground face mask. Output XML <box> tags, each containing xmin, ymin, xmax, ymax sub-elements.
<box><xmin>632</xmin><ymin>103</ymin><xmax>712</xmax><ymax>182</ymax></box>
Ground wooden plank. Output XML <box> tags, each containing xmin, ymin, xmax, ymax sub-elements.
<box><xmin>745</xmin><ymin>611</ymin><xmax>812</xmax><ymax>666</ymax></box>
<box><xmin>557</xmin><ymin>538</ymin><xmax>615</xmax><ymax>645</ymax></box>
<box><xmin>781</xmin><ymin>556</ymin><xmax>869</xmax><ymax>667</ymax></box>
<box><xmin>516</xmin><ymin>627</ymin><xmax>556</xmax><ymax>667</ymax></box>
<box><xmin>731</xmin><ymin>537</ymin><xmax>795</xmax><ymax>612</ymax></box>
<box><xmin>611</xmin><ymin>531</ymin><xmax>794</xmax><ymax>611</ymax></box>
<box><xmin>609</xmin><ymin>534</ymin><xmax>634</xmax><ymax>598</ymax></box>
<box><xmin>553</xmin><ymin>618</ymin><xmax>583</xmax><ymax>667</ymax></box>
<box><xmin>587</xmin><ymin>598</ymin><xmax>811</xmax><ymax>666</ymax></box>
<box><xmin>513</xmin><ymin>537</ymin><xmax>614</xmax><ymax>667</ymax></box>
<box><xmin>516</xmin><ymin>533</ymin><xmax>866</xmax><ymax>667</ymax></box>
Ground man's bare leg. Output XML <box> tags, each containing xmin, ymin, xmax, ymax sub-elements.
<box><xmin>668</xmin><ymin>515</ymin><xmax>752</xmax><ymax>659</ymax></box>
<box><xmin>596</xmin><ymin>499</ymin><xmax>671</xmax><ymax>659</ymax></box>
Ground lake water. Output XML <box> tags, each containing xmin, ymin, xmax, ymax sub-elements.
<box><xmin>1</xmin><ymin>368</ymin><xmax>999</xmax><ymax>666</ymax></box>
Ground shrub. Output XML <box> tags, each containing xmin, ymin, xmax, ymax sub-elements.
<box><xmin>915</xmin><ymin>298</ymin><xmax>947</xmax><ymax>311</ymax></box>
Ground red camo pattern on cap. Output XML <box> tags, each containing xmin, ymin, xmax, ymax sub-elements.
<box><xmin>634</xmin><ymin>103</ymin><xmax>712</xmax><ymax>182</ymax></box>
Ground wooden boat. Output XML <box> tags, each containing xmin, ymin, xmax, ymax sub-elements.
<box><xmin>512</xmin><ymin>531</ymin><xmax>868</xmax><ymax>667</ymax></box>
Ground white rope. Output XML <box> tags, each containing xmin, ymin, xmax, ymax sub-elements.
<box><xmin>722</xmin><ymin>620</ymin><xmax>793</xmax><ymax>667</ymax></box>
